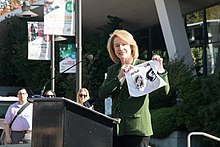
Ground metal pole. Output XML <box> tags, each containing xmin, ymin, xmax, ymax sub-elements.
<box><xmin>202</xmin><ymin>9</ymin><xmax>208</xmax><ymax>76</ymax></box>
<box><xmin>75</xmin><ymin>0</ymin><xmax>82</xmax><ymax>95</ymax></box>
<box><xmin>51</xmin><ymin>35</ymin><xmax>55</xmax><ymax>92</ymax></box>
<box><xmin>148</xmin><ymin>26</ymin><xmax>153</xmax><ymax>59</ymax></box>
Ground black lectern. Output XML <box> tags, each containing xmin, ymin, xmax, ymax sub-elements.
<box><xmin>31</xmin><ymin>98</ymin><xmax>119</xmax><ymax>147</ymax></box>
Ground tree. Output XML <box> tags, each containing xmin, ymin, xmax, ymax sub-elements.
<box><xmin>0</xmin><ymin>16</ymin><xmax>50</xmax><ymax>95</ymax></box>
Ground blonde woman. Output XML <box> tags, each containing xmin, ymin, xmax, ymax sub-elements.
<box><xmin>76</xmin><ymin>88</ymin><xmax>93</xmax><ymax>108</ymax></box>
<box><xmin>99</xmin><ymin>29</ymin><xmax>170</xmax><ymax>147</ymax></box>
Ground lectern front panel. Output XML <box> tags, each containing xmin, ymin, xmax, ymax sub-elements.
<box><xmin>32</xmin><ymin>99</ymin><xmax>64</xmax><ymax>147</ymax></box>
<box><xmin>64</xmin><ymin>110</ymin><xmax>113</xmax><ymax>147</ymax></box>
<box><xmin>31</xmin><ymin>98</ymin><xmax>116</xmax><ymax>147</ymax></box>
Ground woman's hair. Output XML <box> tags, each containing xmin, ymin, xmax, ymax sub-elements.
<box><xmin>76</xmin><ymin>88</ymin><xmax>90</xmax><ymax>105</ymax></box>
<box><xmin>107</xmin><ymin>29</ymin><xmax>139</xmax><ymax>63</ymax></box>
<box><xmin>45</xmin><ymin>90</ymin><xmax>56</xmax><ymax>98</ymax></box>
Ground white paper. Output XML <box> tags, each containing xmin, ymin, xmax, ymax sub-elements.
<box><xmin>125</xmin><ymin>60</ymin><xmax>167</xmax><ymax>97</ymax></box>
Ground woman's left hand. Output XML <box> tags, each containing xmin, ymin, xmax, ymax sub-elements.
<box><xmin>152</xmin><ymin>54</ymin><xmax>165</xmax><ymax>73</ymax></box>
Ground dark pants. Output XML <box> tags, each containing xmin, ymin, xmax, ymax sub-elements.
<box><xmin>11</xmin><ymin>131</ymin><xmax>31</xmax><ymax>144</ymax></box>
<box><xmin>113</xmin><ymin>135</ymin><xmax>150</xmax><ymax>147</ymax></box>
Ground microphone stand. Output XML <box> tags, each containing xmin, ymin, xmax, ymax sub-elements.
<box><xmin>40</xmin><ymin>54</ymin><xmax>93</xmax><ymax>97</ymax></box>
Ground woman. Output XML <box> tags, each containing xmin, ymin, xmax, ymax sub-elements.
<box><xmin>44</xmin><ymin>90</ymin><xmax>56</xmax><ymax>98</ymax></box>
<box><xmin>76</xmin><ymin>88</ymin><xmax>92</xmax><ymax>108</ymax></box>
<box><xmin>99</xmin><ymin>29</ymin><xmax>170</xmax><ymax>147</ymax></box>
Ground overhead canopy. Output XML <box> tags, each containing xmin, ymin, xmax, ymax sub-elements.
<box><xmin>81</xmin><ymin>0</ymin><xmax>220</xmax><ymax>32</ymax></box>
<box><xmin>1</xmin><ymin>0</ymin><xmax>220</xmax><ymax>32</ymax></box>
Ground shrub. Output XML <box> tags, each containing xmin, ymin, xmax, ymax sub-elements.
<box><xmin>176</xmin><ymin>72</ymin><xmax>220</xmax><ymax>137</ymax></box>
<box><xmin>150</xmin><ymin>59</ymin><xmax>193</xmax><ymax>138</ymax></box>
<box><xmin>151</xmin><ymin>107</ymin><xmax>177</xmax><ymax>138</ymax></box>
<box><xmin>150</xmin><ymin>58</ymin><xmax>194</xmax><ymax>110</ymax></box>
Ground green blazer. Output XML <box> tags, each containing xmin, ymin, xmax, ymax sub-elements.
<box><xmin>99</xmin><ymin>59</ymin><xmax>170</xmax><ymax>137</ymax></box>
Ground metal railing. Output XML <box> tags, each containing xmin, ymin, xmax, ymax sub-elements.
<box><xmin>187</xmin><ymin>132</ymin><xmax>220</xmax><ymax>147</ymax></box>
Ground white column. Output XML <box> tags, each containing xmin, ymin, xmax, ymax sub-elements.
<box><xmin>51</xmin><ymin>35</ymin><xmax>55</xmax><ymax>91</ymax></box>
<box><xmin>154</xmin><ymin>0</ymin><xmax>194</xmax><ymax>67</ymax></box>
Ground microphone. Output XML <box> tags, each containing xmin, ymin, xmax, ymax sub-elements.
<box><xmin>83</xmin><ymin>98</ymin><xmax>96</xmax><ymax>108</ymax></box>
<box><xmin>86</xmin><ymin>54</ymin><xmax>93</xmax><ymax>61</ymax></box>
<box><xmin>40</xmin><ymin>54</ymin><xmax>94</xmax><ymax>97</ymax></box>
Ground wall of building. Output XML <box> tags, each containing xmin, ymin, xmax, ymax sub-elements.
<box><xmin>0</xmin><ymin>86</ymin><xmax>20</xmax><ymax>96</ymax></box>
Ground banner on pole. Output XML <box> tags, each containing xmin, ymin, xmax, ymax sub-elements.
<box><xmin>27</xmin><ymin>22</ymin><xmax>51</xmax><ymax>60</ymax></box>
<box><xmin>44</xmin><ymin>0</ymin><xmax>75</xmax><ymax>36</ymax></box>
<box><xmin>59</xmin><ymin>44</ymin><xmax>76</xmax><ymax>73</ymax></box>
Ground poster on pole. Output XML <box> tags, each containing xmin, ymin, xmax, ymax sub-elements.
<box><xmin>44</xmin><ymin>0</ymin><xmax>75</xmax><ymax>36</ymax></box>
<box><xmin>27</xmin><ymin>22</ymin><xmax>51</xmax><ymax>60</ymax></box>
<box><xmin>59</xmin><ymin>44</ymin><xmax>76</xmax><ymax>73</ymax></box>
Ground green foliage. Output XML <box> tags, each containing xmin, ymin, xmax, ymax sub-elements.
<box><xmin>191</xmin><ymin>47</ymin><xmax>202</xmax><ymax>65</ymax></box>
<box><xmin>0</xmin><ymin>17</ymin><xmax>51</xmax><ymax>94</ymax></box>
<box><xmin>175</xmin><ymin>72</ymin><xmax>220</xmax><ymax>137</ymax></box>
<box><xmin>186</xmin><ymin>5</ymin><xmax>220</xmax><ymax>24</ymax></box>
<box><xmin>151</xmin><ymin>107</ymin><xmax>177</xmax><ymax>138</ymax></box>
<box><xmin>82</xmin><ymin>16</ymin><xmax>124</xmax><ymax>93</ymax></box>
<box><xmin>200</xmin><ymin>99</ymin><xmax>220</xmax><ymax>137</ymax></box>
<box><xmin>186</xmin><ymin>10</ymin><xmax>203</xmax><ymax>24</ymax></box>
<box><xmin>150</xmin><ymin>58</ymin><xmax>194</xmax><ymax>109</ymax></box>
<box><xmin>207</xmin><ymin>5</ymin><xmax>220</xmax><ymax>20</ymax></box>
<box><xmin>150</xmin><ymin>59</ymin><xmax>220</xmax><ymax>139</ymax></box>
<box><xmin>82</xmin><ymin>31</ymin><xmax>111</xmax><ymax>98</ymax></box>
<box><xmin>148</xmin><ymin>55</ymin><xmax>220</xmax><ymax>140</ymax></box>
<box><xmin>148</xmin><ymin>59</ymin><xmax>193</xmax><ymax>138</ymax></box>
<box><xmin>56</xmin><ymin>74</ymin><xmax>76</xmax><ymax>100</ymax></box>
<box><xmin>81</xmin><ymin>16</ymin><xmax>124</xmax><ymax>111</ymax></box>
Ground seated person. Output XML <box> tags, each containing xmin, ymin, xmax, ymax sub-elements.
<box><xmin>44</xmin><ymin>90</ymin><xmax>56</xmax><ymax>98</ymax></box>
<box><xmin>76</xmin><ymin>88</ymin><xmax>93</xmax><ymax>109</ymax></box>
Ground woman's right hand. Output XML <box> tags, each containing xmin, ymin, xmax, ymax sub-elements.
<box><xmin>118</xmin><ymin>64</ymin><xmax>133</xmax><ymax>79</ymax></box>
